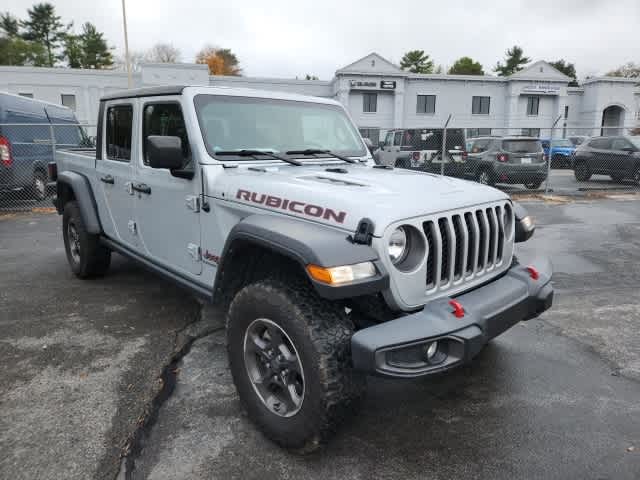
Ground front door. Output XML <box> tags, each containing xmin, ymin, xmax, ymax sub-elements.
<box><xmin>133</xmin><ymin>100</ymin><xmax>202</xmax><ymax>276</ymax></box>
<box><xmin>610</xmin><ymin>137</ymin><xmax>634</xmax><ymax>177</ymax></box>
<box><xmin>95</xmin><ymin>102</ymin><xmax>137</xmax><ymax>249</ymax></box>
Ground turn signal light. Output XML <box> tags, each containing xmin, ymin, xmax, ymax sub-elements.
<box><xmin>412</xmin><ymin>151</ymin><xmax>420</xmax><ymax>161</ymax></box>
<box><xmin>307</xmin><ymin>262</ymin><xmax>376</xmax><ymax>285</ymax></box>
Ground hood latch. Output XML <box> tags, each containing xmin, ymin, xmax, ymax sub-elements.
<box><xmin>351</xmin><ymin>217</ymin><xmax>375</xmax><ymax>245</ymax></box>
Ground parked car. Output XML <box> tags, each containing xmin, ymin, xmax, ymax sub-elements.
<box><xmin>0</xmin><ymin>92</ymin><xmax>89</xmax><ymax>200</ymax></box>
<box><xmin>52</xmin><ymin>85</ymin><xmax>552</xmax><ymax>451</ymax></box>
<box><xmin>374</xmin><ymin>128</ymin><xmax>466</xmax><ymax>168</ymax></box>
<box><xmin>568</xmin><ymin>135</ymin><xmax>589</xmax><ymax>147</ymax></box>
<box><xmin>541</xmin><ymin>138</ymin><xmax>576</xmax><ymax>168</ymax></box>
<box><xmin>572</xmin><ymin>136</ymin><xmax>640</xmax><ymax>184</ymax></box>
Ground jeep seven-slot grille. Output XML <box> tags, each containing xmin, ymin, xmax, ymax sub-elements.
<box><xmin>423</xmin><ymin>205</ymin><xmax>506</xmax><ymax>290</ymax></box>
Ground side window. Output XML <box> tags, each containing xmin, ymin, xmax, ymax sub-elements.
<box><xmin>589</xmin><ymin>138</ymin><xmax>610</xmax><ymax>149</ymax></box>
<box><xmin>611</xmin><ymin>138</ymin><xmax>630</xmax><ymax>151</ymax></box>
<box><xmin>471</xmin><ymin>139</ymin><xmax>490</xmax><ymax>153</ymax></box>
<box><xmin>393</xmin><ymin>131</ymin><xmax>403</xmax><ymax>146</ymax></box>
<box><xmin>142</xmin><ymin>103</ymin><xmax>191</xmax><ymax>168</ymax></box>
<box><xmin>106</xmin><ymin>105</ymin><xmax>133</xmax><ymax>161</ymax></box>
<box><xmin>384</xmin><ymin>131</ymin><xmax>393</xmax><ymax>146</ymax></box>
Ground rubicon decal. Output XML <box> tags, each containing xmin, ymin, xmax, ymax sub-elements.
<box><xmin>236</xmin><ymin>190</ymin><xmax>346</xmax><ymax>224</ymax></box>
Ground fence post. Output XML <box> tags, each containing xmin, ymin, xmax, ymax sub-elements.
<box><xmin>545</xmin><ymin>115</ymin><xmax>562</xmax><ymax>194</ymax></box>
<box><xmin>440</xmin><ymin>114</ymin><xmax>452</xmax><ymax>176</ymax></box>
<box><xmin>48</xmin><ymin>123</ymin><xmax>57</xmax><ymax>164</ymax></box>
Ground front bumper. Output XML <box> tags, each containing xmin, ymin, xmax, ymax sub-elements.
<box><xmin>351</xmin><ymin>259</ymin><xmax>553</xmax><ymax>378</ymax></box>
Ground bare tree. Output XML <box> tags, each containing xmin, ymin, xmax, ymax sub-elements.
<box><xmin>112</xmin><ymin>49</ymin><xmax>147</xmax><ymax>71</ymax></box>
<box><xmin>145</xmin><ymin>43</ymin><xmax>180</xmax><ymax>63</ymax></box>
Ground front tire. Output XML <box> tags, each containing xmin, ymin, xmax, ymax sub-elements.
<box><xmin>227</xmin><ymin>276</ymin><xmax>364</xmax><ymax>452</ymax></box>
<box><xmin>574</xmin><ymin>161</ymin><xmax>591</xmax><ymax>181</ymax></box>
<box><xmin>525</xmin><ymin>181</ymin><xmax>542</xmax><ymax>190</ymax></box>
<box><xmin>62</xmin><ymin>201</ymin><xmax>111</xmax><ymax>278</ymax></box>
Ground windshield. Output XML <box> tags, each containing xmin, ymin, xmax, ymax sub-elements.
<box><xmin>629</xmin><ymin>137</ymin><xmax>640</xmax><ymax>149</ymax></box>
<box><xmin>194</xmin><ymin>95</ymin><xmax>366</xmax><ymax>160</ymax></box>
<box><xmin>552</xmin><ymin>139</ymin><xmax>573</xmax><ymax>147</ymax></box>
<box><xmin>502</xmin><ymin>140</ymin><xmax>541</xmax><ymax>153</ymax></box>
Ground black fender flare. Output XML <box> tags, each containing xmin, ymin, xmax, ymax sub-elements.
<box><xmin>56</xmin><ymin>171</ymin><xmax>102</xmax><ymax>234</ymax></box>
<box><xmin>214</xmin><ymin>214</ymin><xmax>389</xmax><ymax>300</ymax></box>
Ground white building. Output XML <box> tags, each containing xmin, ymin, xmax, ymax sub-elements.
<box><xmin>1</xmin><ymin>52</ymin><xmax>638</xmax><ymax>142</ymax></box>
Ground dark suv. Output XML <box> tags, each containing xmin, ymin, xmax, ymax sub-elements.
<box><xmin>466</xmin><ymin>136</ymin><xmax>547</xmax><ymax>189</ymax></box>
<box><xmin>572</xmin><ymin>136</ymin><xmax>640</xmax><ymax>185</ymax></box>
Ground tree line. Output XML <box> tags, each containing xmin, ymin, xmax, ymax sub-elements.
<box><xmin>398</xmin><ymin>46</ymin><xmax>638</xmax><ymax>83</ymax></box>
<box><xmin>0</xmin><ymin>2</ymin><xmax>243</xmax><ymax>76</ymax></box>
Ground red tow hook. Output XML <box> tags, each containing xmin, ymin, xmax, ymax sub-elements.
<box><xmin>526</xmin><ymin>266</ymin><xmax>540</xmax><ymax>280</ymax></box>
<box><xmin>449</xmin><ymin>300</ymin><xmax>465</xmax><ymax>318</ymax></box>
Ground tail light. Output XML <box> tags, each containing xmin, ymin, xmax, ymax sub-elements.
<box><xmin>461</xmin><ymin>150</ymin><xmax>468</xmax><ymax>160</ymax></box>
<box><xmin>543</xmin><ymin>154</ymin><xmax>549</xmax><ymax>162</ymax></box>
<box><xmin>0</xmin><ymin>136</ymin><xmax>12</xmax><ymax>167</ymax></box>
<box><xmin>497</xmin><ymin>153</ymin><xmax>509</xmax><ymax>162</ymax></box>
<box><xmin>412</xmin><ymin>151</ymin><xmax>420</xmax><ymax>161</ymax></box>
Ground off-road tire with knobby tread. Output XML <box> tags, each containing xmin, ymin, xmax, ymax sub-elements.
<box><xmin>226</xmin><ymin>275</ymin><xmax>365</xmax><ymax>453</ymax></box>
<box><xmin>62</xmin><ymin>201</ymin><xmax>111</xmax><ymax>278</ymax></box>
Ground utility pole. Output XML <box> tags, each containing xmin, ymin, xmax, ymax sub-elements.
<box><xmin>545</xmin><ymin>114</ymin><xmax>562</xmax><ymax>194</ymax></box>
<box><xmin>121</xmin><ymin>0</ymin><xmax>132</xmax><ymax>88</ymax></box>
<box><xmin>440</xmin><ymin>114</ymin><xmax>452</xmax><ymax>176</ymax></box>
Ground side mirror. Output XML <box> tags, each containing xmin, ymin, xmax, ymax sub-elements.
<box><xmin>146</xmin><ymin>136</ymin><xmax>184</xmax><ymax>170</ymax></box>
<box><xmin>621</xmin><ymin>146</ymin><xmax>635</xmax><ymax>153</ymax></box>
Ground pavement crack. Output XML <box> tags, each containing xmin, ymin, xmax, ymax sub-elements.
<box><xmin>115</xmin><ymin>303</ymin><xmax>224</xmax><ymax>480</ymax></box>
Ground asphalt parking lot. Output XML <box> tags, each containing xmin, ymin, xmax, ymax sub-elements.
<box><xmin>1</xmin><ymin>196</ymin><xmax>639</xmax><ymax>480</ymax></box>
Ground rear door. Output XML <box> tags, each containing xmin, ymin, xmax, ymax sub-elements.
<box><xmin>133</xmin><ymin>99</ymin><xmax>202</xmax><ymax>276</ymax></box>
<box><xmin>94</xmin><ymin>101</ymin><xmax>137</xmax><ymax>248</ymax></box>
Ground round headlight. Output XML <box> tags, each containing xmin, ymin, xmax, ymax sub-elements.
<box><xmin>388</xmin><ymin>227</ymin><xmax>408</xmax><ymax>264</ymax></box>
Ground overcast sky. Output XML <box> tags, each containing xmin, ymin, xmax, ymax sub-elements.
<box><xmin>4</xmin><ymin>0</ymin><xmax>639</xmax><ymax>79</ymax></box>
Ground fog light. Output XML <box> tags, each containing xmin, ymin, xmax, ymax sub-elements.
<box><xmin>424</xmin><ymin>341</ymin><xmax>438</xmax><ymax>360</ymax></box>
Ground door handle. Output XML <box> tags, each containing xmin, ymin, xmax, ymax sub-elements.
<box><xmin>100</xmin><ymin>175</ymin><xmax>114</xmax><ymax>184</ymax></box>
<box><xmin>131</xmin><ymin>183</ymin><xmax>151</xmax><ymax>195</ymax></box>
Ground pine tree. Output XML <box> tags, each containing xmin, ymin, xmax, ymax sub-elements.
<box><xmin>20</xmin><ymin>3</ymin><xmax>67</xmax><ymax>66</ymax></box>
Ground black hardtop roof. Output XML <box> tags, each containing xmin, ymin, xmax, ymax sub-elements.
<box><xmin>100</xmin><ymin>85</ymin><xmax>187</xmax><ymax>101</ymax></box>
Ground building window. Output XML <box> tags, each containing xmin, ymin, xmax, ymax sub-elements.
<box><xmin>416</xmin><ymin>95</ymin><xmax>436</xmax><ymax>114</ymax></box>
<box><xmin>472</xmin><ymin>96</ymin><xmax>490</xmax><ymax>115</ymax></box>
<box><xmin>521</xmin><ymin>128</ymin><xmax>540</xmax><ymax>137</ymax></box>
<box><xmin>61</xmin><ymin>94</ymin><xmax>77</xmax><ymax>111</ymax></box>
<box><xmin>564</xmin><ymin>105</ymin><xmax>569</xmax><ymax>119</ymax></box>
<box><xmin>527</xmin><ymin>96</ymin><xmax>540</xmax><ymax>116</ymax></box>
<box><xmin>362</xmin><ymin>93</ymin><xmax>377</xmax><ymax>113</ymax></box>
<box><xmin>19</xmin><ymin>93</ymin><xmax>34</xmax><ymax>98</ymax></box>
<box><xmin>467</xmin><ymin>128</ymin><xmax>492</xmax><ymax>138</ymax></box>
<box><xmin>359</xmin><ymin>128</ymin><xmax>380</xmax><ymax>144</ymax></box>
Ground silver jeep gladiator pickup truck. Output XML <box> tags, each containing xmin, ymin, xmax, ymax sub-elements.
<box><xmin>52</xmin><ymin>85</ymin><xmax>553</xmax><ymax>452</ymax></box>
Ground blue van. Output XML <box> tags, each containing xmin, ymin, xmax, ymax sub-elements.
<box><xmin>0</xmin><ymin>92</ymin><xmax>90</xmax><ymax>200</ymax></box>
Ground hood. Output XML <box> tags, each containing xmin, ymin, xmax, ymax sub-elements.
<box><xmin>209</xmin><ymin>164</ymin><xmax>509</xmax><ymax>236</ymax></box>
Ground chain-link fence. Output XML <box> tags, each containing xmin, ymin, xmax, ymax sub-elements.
<box><xmin>371</xmin><ymin>123</ymin><xmax>640</xmax><ymax>195</ymax></box>
<box><xmin>0</xmin><ymin>123</ymin><xmax>96</xmax><ymax>211</ymax></box>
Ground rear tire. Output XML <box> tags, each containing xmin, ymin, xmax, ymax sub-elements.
<box><xmin>226</xmin><ymin>276</ymin><xmax>364</xmax><ymax>453</ymax></box>
<box><xmin>634</xmin><ymin>167</ymin><xmax>640</xmax><ymax>187</ymax></box>
<box><xmin>525</xmin><ymin>181</ymin><xmax>542</xmax><ymax>190</ymax></box>
<box><xmin>62</xmin><ymin>201</ymin><xmax>111</xmax><ymax>278</ymax></box>
<box><xmin>574</xmin><ymin>161</ymin><xmax>591</xmax><ymax>182</ymax></box>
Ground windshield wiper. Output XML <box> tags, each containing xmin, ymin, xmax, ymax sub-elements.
<box><xmin>285</xmin><ymin>149</ymin><xmax>357</xmax><ymax>164</ymax></box>
<box><xmin>215</xmin><ymin>149</ymin><xmax>302</xmax><ymax>166</ymax></box>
